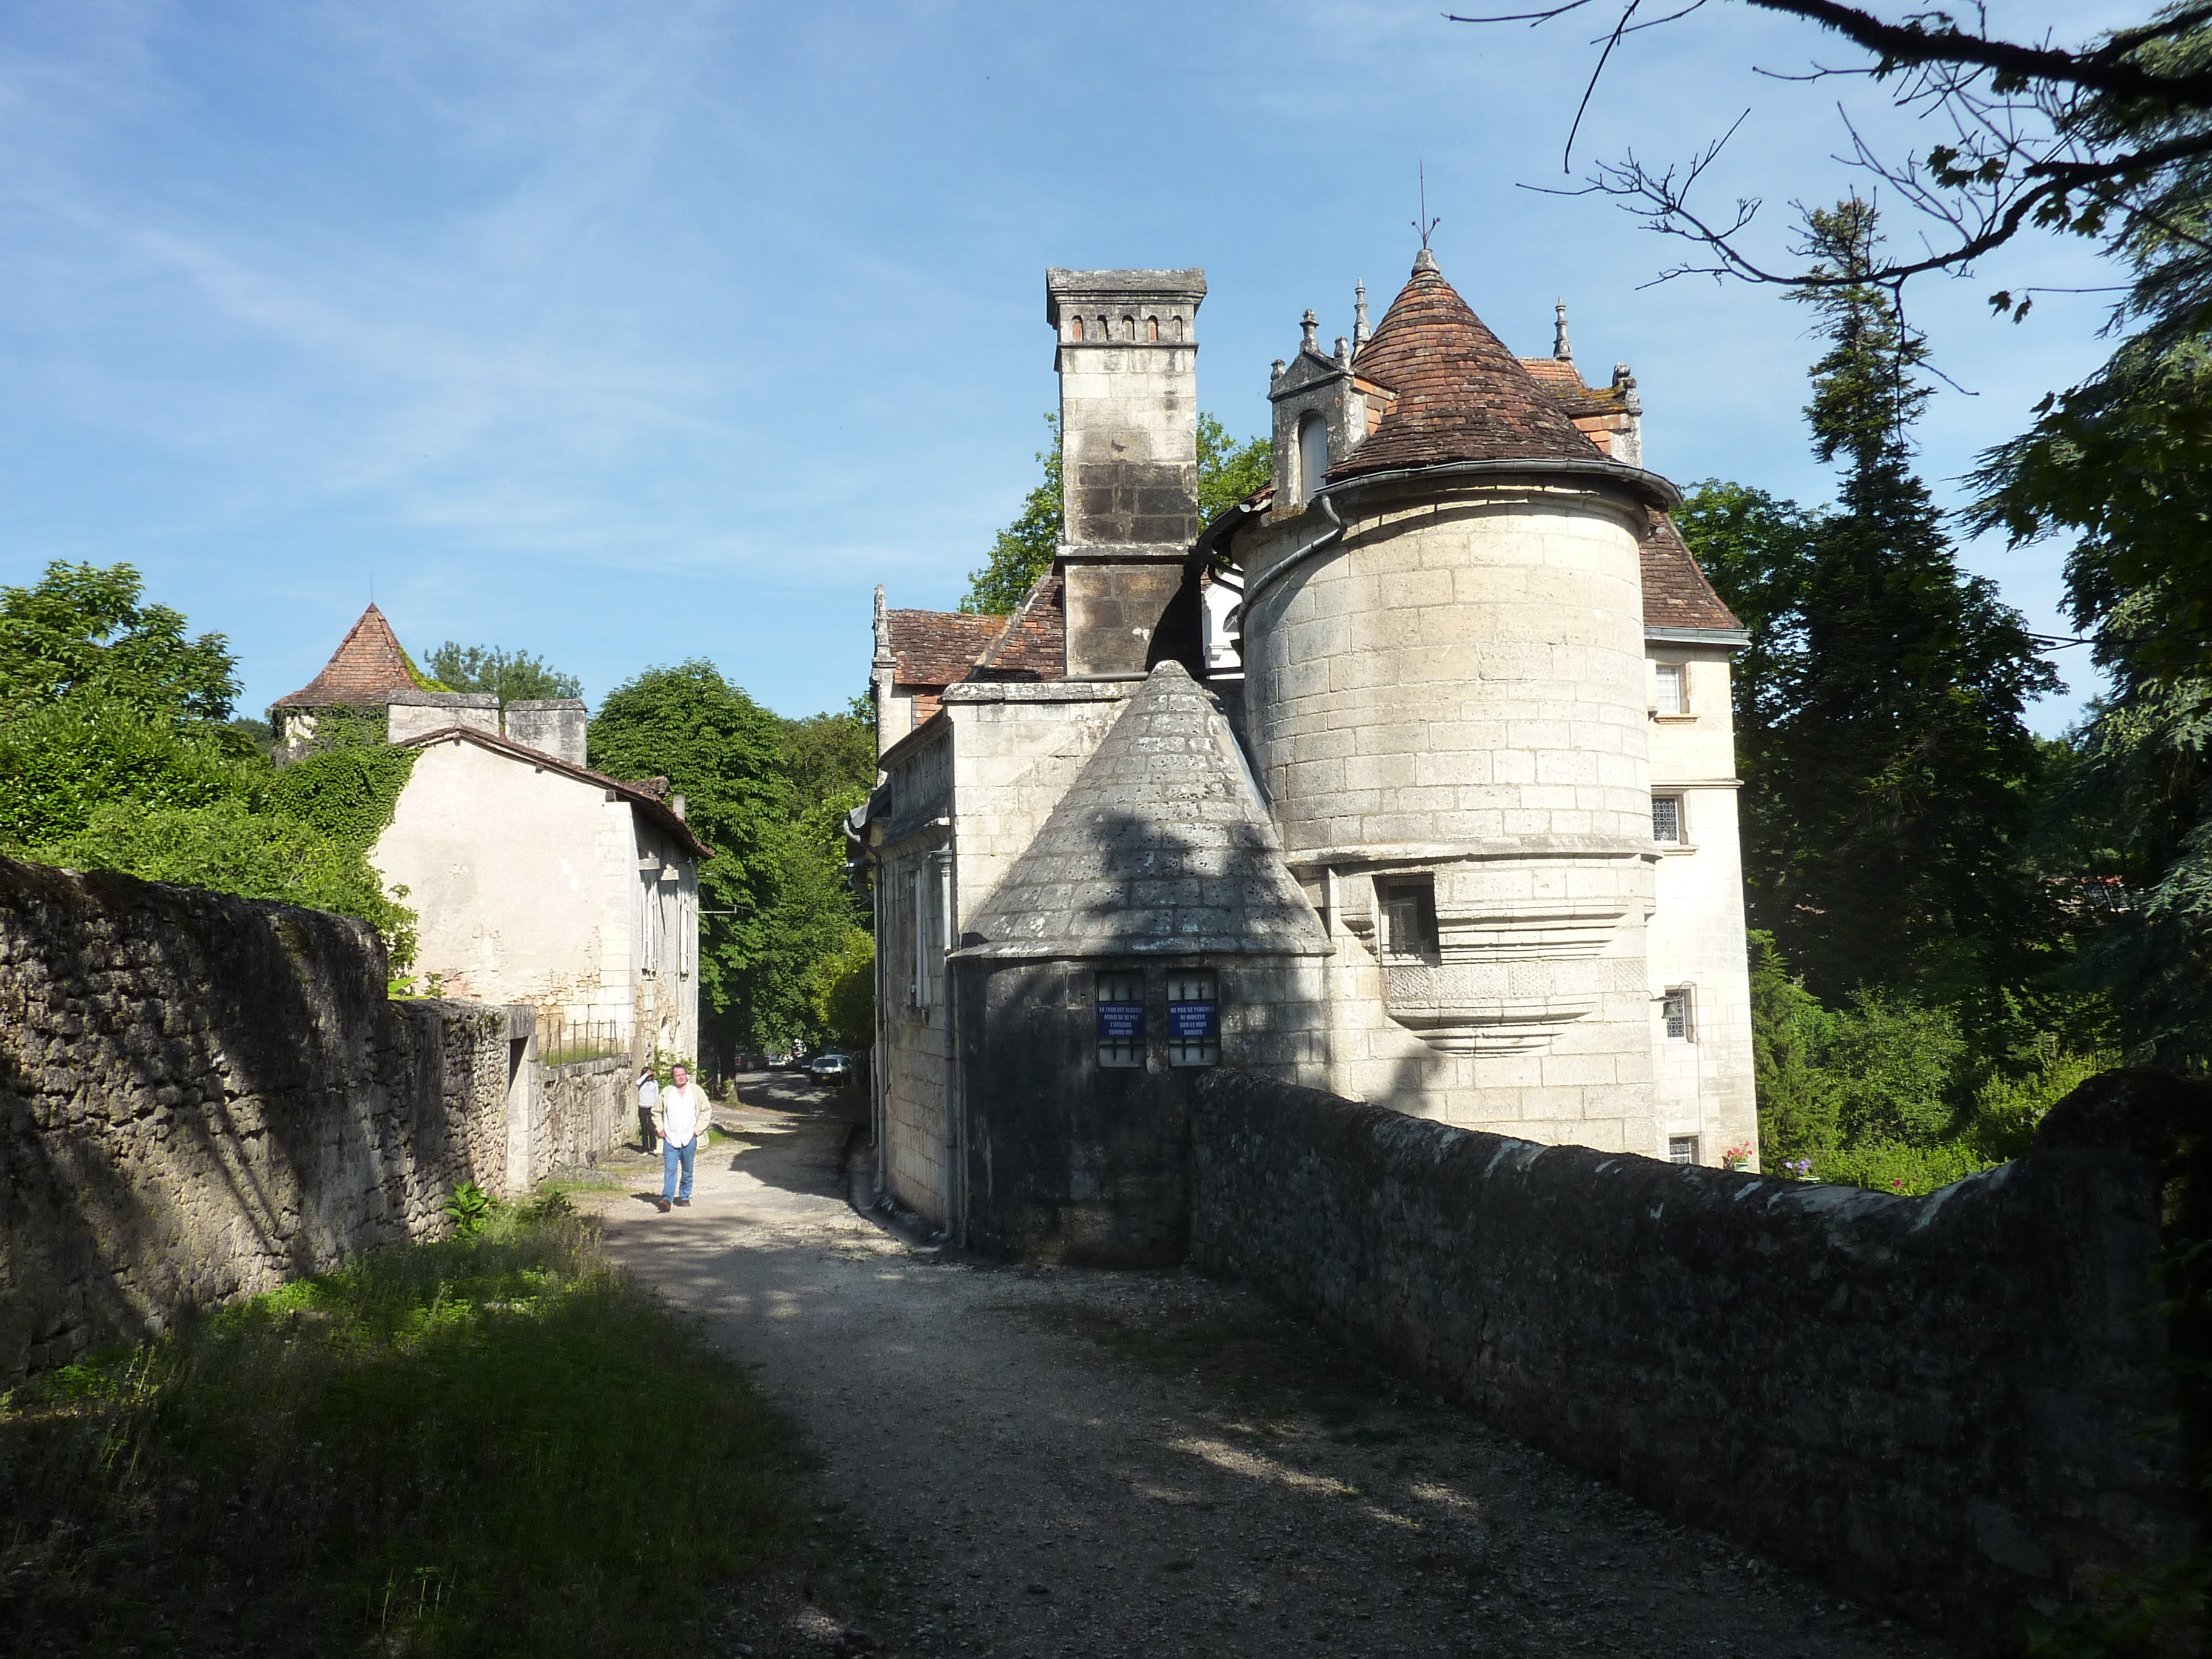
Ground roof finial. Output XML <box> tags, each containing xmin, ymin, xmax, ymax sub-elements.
<box><xmin>1412</xmin><ymin>160</ymin><xmax>1440</xmax><ymax>261</ymax></box>
<box><xmin>1353</xmin><ymin>281</ymin><xmax>1370</xmax><ymax>347</ymax></box>
<box><xmin>1300</xmin><ymin>309</ymin><xmax>1318</xmax><ymax>353</ymax></box>
<box><xmin>1553</xmin><ymin>298</ymin><xmax>1573</xmax><ymax>364</ymax></box>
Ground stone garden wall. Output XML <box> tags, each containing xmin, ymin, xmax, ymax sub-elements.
<box><xmin>0</xmin><ymin>857</ymin><xmax>520</xmax><ymax>1377</ymax></box>
<box><xmin>1190</xmin><ymin>1067</ymin><xmax>2208</xmax><ymax>1652</ymax></box>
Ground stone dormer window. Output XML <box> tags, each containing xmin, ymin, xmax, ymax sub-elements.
<box><xmin>1297</xmin><ymin>413</ymin><xmax>1329</xmax><ymax>506</ymax></box>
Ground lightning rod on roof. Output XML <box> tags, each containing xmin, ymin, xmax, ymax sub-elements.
<box><xmin>1413</xmin><ymin>161</ymin><xmax>1439</xmax><ymax>251</ymax></box>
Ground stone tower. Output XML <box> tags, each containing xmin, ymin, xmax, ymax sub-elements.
<box><xmin>1045</xmin><ymin>269</ymin><xmax>1207</xmax><ymax>679</ymax></box>
<box><xmin>1233</xmin><ymin>249</ymin><xmax>1679</xmax><ymax>1151</ymax></box>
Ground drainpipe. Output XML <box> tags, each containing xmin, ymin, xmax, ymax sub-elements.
<box><xmin>930</xmin><ymin>843</ymin><xmax>962</xmax><ymax>1246</ymax></box>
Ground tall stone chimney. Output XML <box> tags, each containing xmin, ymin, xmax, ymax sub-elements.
<box><xmin>1045</xmin><ymin>268</ymin><xmax>1206</xmax><ymax>679</ymax></box>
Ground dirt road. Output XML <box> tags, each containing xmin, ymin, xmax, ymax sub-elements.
<box><xmin>587</xmin><ymin>1076</ymin><xmax>1956</xmax><ymax>1659</ymax></box>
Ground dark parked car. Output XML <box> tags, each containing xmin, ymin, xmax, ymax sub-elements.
<box><xmin>805</xmin><ymin>1052</ymin><xmax>853</xmax><ymax>1085</ymax></box>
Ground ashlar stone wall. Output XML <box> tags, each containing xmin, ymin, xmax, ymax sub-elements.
<box><xmin>0</xmin><ymin>858</ymin><xmax>534</xmax><ymax>1377</ymax></box>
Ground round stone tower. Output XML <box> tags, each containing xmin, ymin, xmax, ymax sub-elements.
<box><xmin>1227</xmin><ymin>249</ymin><xmax>1681</xmax><ymax>1151</ymax></box>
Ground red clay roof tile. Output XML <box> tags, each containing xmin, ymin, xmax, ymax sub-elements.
<box><xmin>885</xmin><ymin>611</ymin><xmax>1006</xmax><ymax>688</ymax></box>
<box><xmin>1338</xmin><ymin>255</ymin><xmax>1609</xmax><ymax>478</ymax></box>
<box><xmin>273</xmin><ymin>605</ymin><xmax>423</xmax><ymax>708</ymax></box>
<box><xmin>967</xmin><ymin>570</ymin><xmax>1066</xmax><ymax>682</ymax></box>
<box><xmin>1641</xmin><ymin>512</ymin><xmax>1743</xmax><ymax>632</ymax></box>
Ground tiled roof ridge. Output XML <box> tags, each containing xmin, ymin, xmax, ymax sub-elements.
<box><xmin>273</xmin><ymin>603</ymin><xmax>426</xmax><ymax>708</ymax></box>
<box><xmin>885</xmin><ymin>609</ymin><xmax>1007</xmax><ymax>688</ymax></box>
<box><xmin>1338</xmin><ymin>257</ymin><xmax>1612</xmax><ymax>478</ymax></box>
<box><xmin>392</xmin><ymin>725</ymin><xmax>710</xmax><ymax>859</ymax></box>
<box><xmin>967</xmin><ymin>568</ymin><xmax>1066</xmax><ymax>682</ymax></box>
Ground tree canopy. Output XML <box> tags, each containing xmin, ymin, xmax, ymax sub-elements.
<box><xmin>0</xmin><ymin>561</ymin><xmax>239</xmax><ymax>721</ymax></box>
<box><xmin>426</xmin><ymin>642</ymin><xmax>583</xmax><ymax>708</ymax></box>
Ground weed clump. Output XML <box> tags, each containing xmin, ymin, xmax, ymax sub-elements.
<box><xmin>0</xmin><ymin>1197</ymin><xmax>809</xmax><ymax>1656</ymax></box>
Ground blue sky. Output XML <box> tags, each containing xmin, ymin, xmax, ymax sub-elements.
<box><xmin>0</xmin><ymin>1</ymin><xmax>2136</xmax><ymax>732</ymax></box>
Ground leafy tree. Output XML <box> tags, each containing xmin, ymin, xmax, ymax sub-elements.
<box><xmin>959</xmin><ymin>413</ymin><xmax>1273</xmax><ymax>614</ymax></box>
<box><xmin>588</xmin><ymin>662</ymin><xmax>790</xmax><ymax>1059</ymax></box>
<box><xmin>30</xmin><ymin>799</ymin><xmax>418</xmax><ymax>967</ymax></box>
<box><xmin>1196</xmin><ymin>412</ymin><xmax>1273</xmax><ymax>524</ymax></box>
<box><xmin>1732</xmin><ymin>199</ymin><xmax>2056</xmax><ymax>1001</ymax></box>
<box><xmin>0</xmin><ymin>561</ymin><xmax>238</xmax><ymax>720</ymax></box>
<box><xmin>777</xmin><ymin>697</ymin><xmax>877</xmax><ymax>814</ymax></box>
<box><xmin>0</xmin><ymin>698</ymin><xmax>261</xmax><ymax>850</ymax></box>
<box><xmin>1747</xmin><ymin>930</ymin><xmax>1838</xmax><ymax>1168</ymax></box>
<box><xmin>426</xmin><ymin>642</ymin><xmax>583</xmax><ymax>708</ymax></box>
<box><xmin>961</xmin><ymin>415</ymin><xmax>1063</xmax><ymax>616</ymax></box>
<box><xmin>808</xmin><ymin>928</ymin><xmax>876</xmax><ymax>1053</ymax></box>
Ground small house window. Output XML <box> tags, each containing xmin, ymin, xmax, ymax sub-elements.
<box><xmin>1661</xmin><ymin>986</ymin><xmax>1694</xmax><ymax>1041</ymax></box>
<box><xmin>1668</xmin><ymin>1135</ymin><xmax>1700</xmax><ymax>1165</ymax></box>
<box><xmin>1655</xmin><ymin>662</ymin><xmax>1686</xmax><ymax>714</ymax></box>
<box><xmin>1097</xmin><ymin>970</ymin><xmax>1144</xmax><ymax>1068</ymax></box>
<box><xmin>1297</xmin><ymin>413</ymin><xmax>1329</xmax><ymax>506</ymax></box>
<box><xmin>1377</xmin><ymin>875</ymin><xmax>1438</xmax><ymax>962</ymax></box>
<box><xmin>1652</xmin><ymin>794</ymin><xmax>1684</xmax><ymax>846</ymax></box>
<box><xmin>1166</xmin><ymin>970</ymin><xmax>1219</xmax><ymax>1067</ymax></box>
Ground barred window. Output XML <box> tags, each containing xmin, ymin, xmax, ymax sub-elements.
<box><xmin>1166</xmin><ymin>970</ymin><xmax>1219</xmax><ymax>1067</ymax></box>
<box><xmin>1668</xmin><ymin>1135</ymin><xmax>1700</xmax><ymax>1165</ymax></box>
<box><xmin>1097</xmin><ymin>971</ymin><xmax>1144</xmax><ymax>1068</ymax></box>
<box><xmin>1661</xmin><ymin>986</ymin><xmax>1694</xmax><ymax>1041</ymax></box>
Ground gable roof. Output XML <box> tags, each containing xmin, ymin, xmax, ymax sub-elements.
<box><xmin>1336</xmin><ymin>253</ymin><xmax>1609</xmax><ymax>479</ymax></box>
<box><xmin>967</xmin><ymin>569</ymin><xmax>1066</xmax><ymax>681</ymax></box>
<box><xmin>275</xmin><ymin>605</ymin><xmax>425</xmax><ymax>709</ymax></box>
<box><xmin>392</xmin><ymin>725</ymin><xmax>712</xmax><ymax>859</ymax></box>
<box><xmin>1640</xmin><ymin>512</ymin><xmax>1744</xmax><ymax>634</ymax></box>
<box><xmin>957</xmin><ymin>660</ymin><xmax>1329</xmax><ymax>960</ymax></box>
<box><xmin>885</xmin><ymin>610</ymin><xmax>1006</xmax><ymax>686</ymax></box>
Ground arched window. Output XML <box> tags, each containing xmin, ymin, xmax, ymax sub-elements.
<box><xmin>1121</xmin><ymin>314</ymin><xmax>1136</xmax><ymax>341</ymax></box>
<box><xmin>1168</xmin><ymin>315</ymin><xmax>1185</xmax><ymax>342</ymax></box>
<box><xmin>1145</xmin><ymin>315</ymin><xmax>1159</xmax><ymax>342</ymax></box>
<box><xmin>1297</xmin><ymin>414</ymin><xmax>1330</xmax><ymax>505</ymax></box>
<box><xmin>1095</xmin><ymin>314</ymin><xmax>1108</xmax><ymax>341</ymax></box>
<box><xmin>1068</xmin><ymin>315</ymin><xmax>1085</xmax><ymax>342</ymax></box>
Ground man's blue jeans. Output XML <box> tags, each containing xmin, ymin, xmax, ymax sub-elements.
<box><xmin>661</xmin><ymin>1137</ymin><xmax>695</xmax><ymax>1202</ymax></box>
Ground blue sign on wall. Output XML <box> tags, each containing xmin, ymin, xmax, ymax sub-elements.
<box><xmin>1098</xmin><ymin>1002</ymin><xmax>1144</xmax><ymax>1042</ymax></box>
<box><xmin>1167</xmin><ymin>1001</ymin><xmax>1218</xmax><ymax>1041</ymax></box>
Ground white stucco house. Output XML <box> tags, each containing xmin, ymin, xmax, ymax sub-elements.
<box><xmin>274</xmin><ymin>608</ymin><xmax>707</xmax><ymax>1064</ymax></box>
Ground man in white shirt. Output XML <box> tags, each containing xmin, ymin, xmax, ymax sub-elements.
<box><xmin>652</xmin><ymin>1061</ymin><xmax>706</xmax><ymax>1213</ymax></box>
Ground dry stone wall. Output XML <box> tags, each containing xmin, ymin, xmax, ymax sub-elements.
<box><xmin>1190</xmin><ymin>1067</ymin><xmax>2207</xmax><ymax>1652</ymax></box>
<box><xmin>530</xmin><ymin>1056</ymin><xmax>629</xmax><ymax>1185</ymax></box>
<box><xmin>0</xmin><ymin>857</ymin><xmax>517</xmax><ymax>1377</ymax></box>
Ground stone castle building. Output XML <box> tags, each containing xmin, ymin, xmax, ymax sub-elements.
<box><xmin>853</xmin><ymin>253</ymin><xmax>1754</xmax><ymax>1260</ymax></box>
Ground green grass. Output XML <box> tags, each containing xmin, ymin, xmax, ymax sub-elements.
<box><xmin>1</xmin><ymin>1196</ymin><xmax>811</xmax><ymax>1657</ymax></box>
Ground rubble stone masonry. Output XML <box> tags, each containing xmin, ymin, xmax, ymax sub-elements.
<box><xmin>1190</xmin><ymin>1067</ymin><xmax>2207</xmax><ymax>1651</ymax></box>
<box><xmin>0</xmin><ymin>858</ymin><xmax>527</xmax><ymax>1376</ymax></box>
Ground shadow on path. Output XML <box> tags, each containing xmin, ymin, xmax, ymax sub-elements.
<box><xmin>586</xmin><ymin>1074</ymin><xmax>1956</xmax><ymax>1659</ymax></box>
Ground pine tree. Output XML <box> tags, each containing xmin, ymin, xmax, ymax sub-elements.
<box><xmin>1757</xmin><ymin>199</ymin><xmax>2057</xmax><ymax>1001</ymax></box>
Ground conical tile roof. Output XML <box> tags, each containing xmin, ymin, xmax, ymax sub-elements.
<box><xmin>957</xmin><ymin>660</ymin><xmax>1329</xmax><ymax>960</ymax></box>
<box><xmin>1338</xmin><ymin>250</ymin><xmax>1606</xmax><ymax>478</ymax></box>
<box><xmin>274</xmin><ymin>605</ymin><xmax>423</xmax><ymax>708</ymax></box>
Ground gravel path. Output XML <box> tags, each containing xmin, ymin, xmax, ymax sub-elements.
<box><xmin>585</xmin><ymin>1076</ymin><xmax>1959</xmax><ymax>1659</ymax></box>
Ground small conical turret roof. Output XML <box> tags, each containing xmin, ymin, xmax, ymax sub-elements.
<box><xmin>957</xmin><ymin>661</ymin><xmax>1329</xmax><ymax>960</ymax></box>
<box><xmin>1338</xmin><ymin>249</ymin><xmax>1604</xmax><ymax>478</ymax></box>
<box><xmin>273</xmin><ymin>604</ymin><xmax>424</xmax><ymax>708</ymax></box>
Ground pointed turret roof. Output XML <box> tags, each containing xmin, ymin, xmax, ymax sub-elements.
<box><xmin>956</xmin><ymin>660</ymin><xmax>1329</xmax><ymax>960</ymax></box>
<box><xmin>273</xmin><ymin>604</ymin><xmax>424</xmax><ymax>708</ymax></box>
<box><xmin>1337</xmin><ymin>250</ymin><xmax>1607</xmax><ymax>479</ymax></box>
